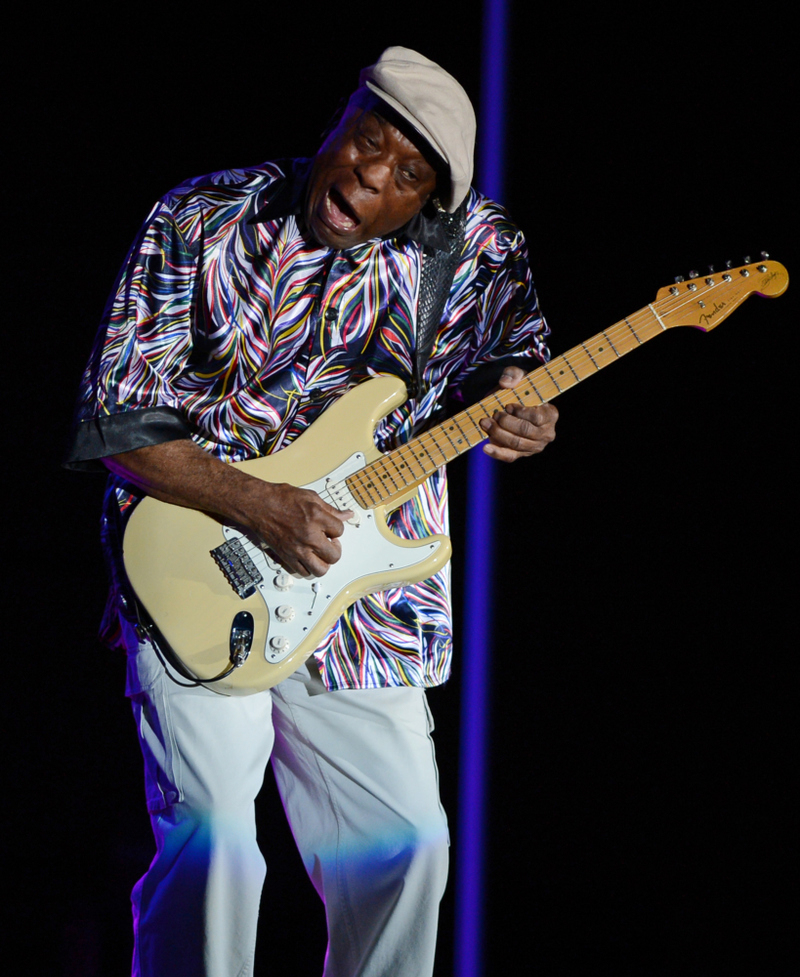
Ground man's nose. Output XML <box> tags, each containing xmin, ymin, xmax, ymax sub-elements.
<box><xmin>354</xmin><ymin>160</ymin><xmax>391</xmax><ymax>192</ymax></box>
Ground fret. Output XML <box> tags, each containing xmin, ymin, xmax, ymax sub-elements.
<box><xmin>504</xmin><ymin>379</ymin><xmax>544</xmax><ymax>407</ymax></box>
<box><xmin>606</xmin><ymin>322</ymin><xmax>640</xmax><ymax>356</ymax></box>
<box><xmin>449</xmin><ymin>414</ymin><xmax>481</xmax><ymax>449</ymax></box>
<box><xmin>394</xmin><ymin>443</ymin><xmax>427</xmax><ymax>481</ymax></box>
<box><xmin>439</xmin><ymin>418</ymin><xmax>471</xmax><ymax>452</ymax></box>
<box><xmin>430</xmin><ymin>425</ymin><xmax>460</xmax><ymax>456</ymax></box>
<box><xmin>582</xmin><ymin>333</ymin><xmax>619</xmax><ymax>369</ymax></box>
<box><xmin>462</xmin><ymin>402</ymin><xmax>497</xmax><ymax>436</ymax></box>
<box><xmin>347</xmin><ymin>472</ymin><xmax>381</xmax><ymax>508</ymax></box>
<box><xmin>379</xmin><ymin>456</ymin><xmax>405</xmax><ymax>486</ymax></box>
<box><xmin>524</xmin><ymin>370</ymin><xmax>561</xmax><ymax>402</ymax></box>
<box><xmin>416</xmin><ymin>432</ymin><xmax>449</xmax><ymax>468</ymax></box>
<box><xmin>562</xmin><ymin>354</ymin><xmax>581</xmax><ymax>383</ymax></box>
<box><xmin>416</xmin><ymin>434</ymin><xmax>443</xmax><ymax>472</ymax></box>
<box><xmin>529</xmin><ymin>381</ymin><xmax>547</xmax><ymax>403</ymax></box>
<box><xmin>349</xmin><ymin>460</ymin><xmax>402</xmax><ymax>507</ymax></box>
<box><xmin>362</xmin><ymin>464</ymin><xmax>400</xmax><ymax>499</ymax></box>
<box><xmin>562</xmin><ymin>348</ymin><xmax>595</xmax><ymax>381</ymax></box>
<box><xmin>544</xmin><ymin>365</ymin><xmax>564</xmax><ymax>392</ymax></box>
<box><xmin>624</xmin><ymin>317</ymin><xmax>643</xmax><ymax>345</ymax></box>
<box><xmin>386</xmin><ymin>453</ymin><xmax>417</xmax><ymax>484</ymax></box>
<box><xmin>581</xmin><ymin>341</ymin><xmax>600</xmax><ymax>371</ymax></box>
<box><xmin>342</xmin><ymin>284</ymin><xmax>749</xmax><ymax>510</ymax></box>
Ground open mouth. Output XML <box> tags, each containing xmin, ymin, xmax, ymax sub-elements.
<box><xmin>323</xmin><ymin>186</ymin><xmax>361</xmax><ymax>233</ymax></box>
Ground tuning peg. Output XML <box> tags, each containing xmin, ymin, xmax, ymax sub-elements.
<box><xmin>725</xmin><ymin>260</ymin><xmax>733</xmax><ymax>269</ymax></box>
<box><xmin>688</xmin><ymin>270</ymin><xmax>699</xmax><ymax>279</ymax></box>
<box><xmin>674</xmin><ymin>275</ymin><xmax>685</xmax><ymax>283</ymax></box>
<box><xmin>760</xmin><ymin>250</ymin><xmax>770</xmax><ymax>259</ymax></box>
<box><xmin>708</xmin><ymin>264</ymin><xmax>715</xmax><ymax>273</ymax></box>
<box><xmin>743</xmin><ymin>255</ymin><xmax>751</xmax><ymax>264</ymax></box>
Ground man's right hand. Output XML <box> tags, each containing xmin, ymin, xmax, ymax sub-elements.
<box><xmin>235</xmin><ymin>479</ymin><xmax>351</xmax><ymax>577</ymax></box>
<box><xmin>104</xmin><ymin>439</ymin><xmax>351</xmax><ymax>577</ymax></box>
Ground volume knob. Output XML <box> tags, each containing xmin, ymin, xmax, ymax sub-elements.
<box><xmin>273</xmin><ymin>572</ymin><xmax>294</xmax><ymax>591</ymax></box>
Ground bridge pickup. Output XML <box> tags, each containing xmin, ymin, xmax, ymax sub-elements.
<box><xmin>211</xmin><ymin>538</ymin><xmax>264</xmax><ymax>598</ymax></box>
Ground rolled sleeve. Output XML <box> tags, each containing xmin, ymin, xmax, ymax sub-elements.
<box><xmin>65</xmin><ymin>200</ymin><xmax>198</xmax><ymax>468</ymax></box>
<box><xmin>445</xmin><ymin>204</ymin><xmax>551</xmax><ymax>405</ymax></box>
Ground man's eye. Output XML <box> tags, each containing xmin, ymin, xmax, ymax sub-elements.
<box><xmin>356</xmin><ymin>132</ymin><xmax>378</xmax><ymax>151</ymax></box>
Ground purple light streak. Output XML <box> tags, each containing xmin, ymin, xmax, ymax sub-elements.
<box><xmin>454</xmin><ymin>2</ymin><xmax>509</xmax><ymax>976</ymax></box>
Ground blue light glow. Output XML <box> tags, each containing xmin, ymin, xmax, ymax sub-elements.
<box><xmin>454</xmin><ymin>2</ymin><xmax>509</xmax><ymax>975</ymax></box>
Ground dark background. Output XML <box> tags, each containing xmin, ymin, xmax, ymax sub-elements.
<box><xmin>7</xmin><ymin>5</ymin><xmax>794</xmax><ymax>974</ymax></box>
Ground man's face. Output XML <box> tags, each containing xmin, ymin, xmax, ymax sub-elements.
<box><xmin>304</xmin><ymin>103</ymin><xmax>438</xmax><ymax>250</ymax></box>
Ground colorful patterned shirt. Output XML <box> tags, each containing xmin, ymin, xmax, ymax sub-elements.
<box><xmin>66</xmin><ymin>158</ymin><xmax>550</xmax><ymax>690</ymax></box>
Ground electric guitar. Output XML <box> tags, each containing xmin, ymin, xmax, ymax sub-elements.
<box><xmin>123</xmin><ymin>259</ymin><xmax>789</xmax><ymax>694</ymax></box>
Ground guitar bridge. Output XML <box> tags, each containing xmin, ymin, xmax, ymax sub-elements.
<box><xmin>211</xmin><ymin>538</ymin><xmax>264</xmax><ymax>598</ymax></box>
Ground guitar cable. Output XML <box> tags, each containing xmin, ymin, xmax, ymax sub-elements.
<box><xmin>133</xmin><ymin>601</ymin><xmax>248</xmax><ymax>690</ymax></box>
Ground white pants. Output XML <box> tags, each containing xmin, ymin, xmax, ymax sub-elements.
<box><xmin>128</xmin><ymin>640</ymin><xmax>449</xmax><ymax>977</ymax></box>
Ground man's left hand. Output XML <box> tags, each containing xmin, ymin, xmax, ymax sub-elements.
<box><xmin>479</xmin><ymin>365</ymin><xmax>558</xmax><ymax>462</ymax></box>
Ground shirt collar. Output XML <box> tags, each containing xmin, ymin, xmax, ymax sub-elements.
<box><xmin>248</xmin><ymin>157</ymin><xmax>451</xmax><ymax>252</ymax></box>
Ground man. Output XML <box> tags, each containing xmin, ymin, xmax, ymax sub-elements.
<box><xmin>66</xmin><ymin>47</ymin><xmax>557</xmax><ymax>977</ymax></box>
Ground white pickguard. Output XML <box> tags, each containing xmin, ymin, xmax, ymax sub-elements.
<box><xmin>222</xmin><ymin>452</ymin><xmax>445</xmax><ymax>664</ymax></box>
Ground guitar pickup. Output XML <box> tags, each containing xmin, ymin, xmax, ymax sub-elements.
<box><xmin>325</xmin><ymin>475</ymin><xmax>362</xmax><ymax>526</ymax></box>
<box><xmin>211</xmin><ymin>538</ymin><xmax>264</xmax><ymax>598</ymax></box>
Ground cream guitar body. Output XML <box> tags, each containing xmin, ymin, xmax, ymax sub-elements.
<box><xmin>123</xmin><ymin>259</ymin><xmax>788</xmax><ymax>695</ymax></box>
<box><xmin>123</xmin><ymin>377</ymin><xmax>451</xmax><ymax>695</ymax></box>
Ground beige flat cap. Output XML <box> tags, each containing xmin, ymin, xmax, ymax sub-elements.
<box><xmin>359</xmin><ymin>46</ymin><xmax>476</xmax><ymax>212</ymax></box>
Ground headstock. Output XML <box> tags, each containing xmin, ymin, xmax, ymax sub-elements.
<box><xmin>654</xmin><ymin>258</ymin><xmax>788</xmax><ymax>332</ymax></box>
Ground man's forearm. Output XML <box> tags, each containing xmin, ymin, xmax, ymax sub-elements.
<box><xmin>103</xmin><ymin>440</ymin><xmax>351</xmax><ymax>577</ymax></box>
<box><xmin>104</xmin><ymin>439</ymin><xmax>268</xmax><ymax>527</ymax></box>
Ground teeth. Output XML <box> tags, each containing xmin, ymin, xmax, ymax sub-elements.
<box><xmin>325</xmin><ymin>191</ymin><xmax>356</xmax><ymax>230</ymax></box>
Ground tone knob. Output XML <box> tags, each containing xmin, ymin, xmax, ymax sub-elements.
<box><xmin>275</xmin><ymin>604</ymin><xmax>296</xmax><ymax>623</ymax></box>
<box><xmin>269</xmin><ymin>635</ymin><xmax>290</xmax><ymax>653</ymax></box>
<box><xmin>273</xmin><ymin>572</ymin><xmax>293</xmax><ymax>591</ymax></box>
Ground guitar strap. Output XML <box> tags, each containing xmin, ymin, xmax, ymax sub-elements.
<box><xmin>410</xmin><ymin>200</ymin><xmax>467</xmax><ymax>399</ymax></box>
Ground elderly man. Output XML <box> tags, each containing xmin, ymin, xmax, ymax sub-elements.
<box><xmin>67</xmin><ymin>47</ymin><xmax>557</xmax><ymax>977</ymax></box>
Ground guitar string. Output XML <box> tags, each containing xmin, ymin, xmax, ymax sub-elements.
<box><xmin>348</xmin><ymin>260</ymin><xmax>783</xmax><ymax>507</ymax></box>
<box><xmin>252</xmin><ymin>267</ymin><xmax>778</xmax><ymax>595</ymax></box>
<box><xmin>346</xmin><ymin>328</ymin><xmax>640</xmax><ymax>505</ymax></box>
<box><xmin>334</xmin><ymin>262</ymin><xmax>781</xmax><ymax>510</ymax></box>
<box><xmin>344</xmin><ymin>268</ymin><xmax>762</xmax><ymax>508</ymax></box>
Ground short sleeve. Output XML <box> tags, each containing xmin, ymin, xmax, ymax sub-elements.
<box><xmin>64</xmin><ymin>200</ymin><xmax>198</xmax><ymax>470</ymax></box>
<box><xmin>444</xmin><ymin>196</ymin><xmax>551</xmax><ymax>403</ymax></box>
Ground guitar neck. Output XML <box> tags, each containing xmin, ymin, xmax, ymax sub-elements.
<box><xmin>343</xmin><ymin>257</ymin><xmax>787</xmax><ymax>509</ymax></box>
<box><xmin>346</xmin><ymin>302</ymin><xmax>667</xmax><ymax>509</ymax></box>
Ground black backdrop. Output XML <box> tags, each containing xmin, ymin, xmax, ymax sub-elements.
<box><xmin>7</xmin><ymin>6</ymin><xmax>795</xmax><ymax>974</ymax></box>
